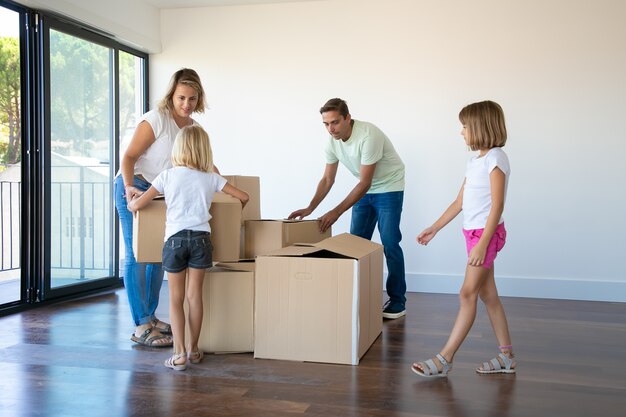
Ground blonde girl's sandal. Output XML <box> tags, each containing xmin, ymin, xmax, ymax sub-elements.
<box><xmin>476</xmin><ymin>352</ymin><xmax>516</xmax><ymax>374</ymax></box>
<box><xmin>411</xmin><ymin>354</ymin><xmax>452</xmax><ymax>378</ymax></box>
<box><xmin>164</xmin><ymin>352</ymin><xmax>187</xmax><ymax>371</ymax></box>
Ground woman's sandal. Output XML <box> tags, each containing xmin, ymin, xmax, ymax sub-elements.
<box><xmin>188</xmin><ymin>351</ymin><xmax>204</xmax><ymax>364</ymax></box>
<box><xmin>476</xmin><ymin>352</ymin><xmax>516</xmax><ymax>374</ymax></box>
<box><xmin>151</xmin><ymin>319</ymin><xmax>172</xmax><ymax>335</ymax></box>
<box><xmin>164</xmin><ymin>352</ymin><xmax>187</xmax><ymax>371</ymax></box>
<box><xmin>411</xmin><ymin>353</ymin><xmax>452</xmax><ymax>378</ymax></box>
<box><xmin>130</xmin><ymin>327</ymin><xmax>173</xmax><ymax>348</ymax></box>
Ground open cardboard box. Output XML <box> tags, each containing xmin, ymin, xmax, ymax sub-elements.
<box><xmin>254</xmin><ymin>233</ymin><xmax>383</xmax><ymax>365</ymax></box>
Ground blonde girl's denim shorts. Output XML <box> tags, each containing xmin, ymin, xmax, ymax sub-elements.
<box><xmin>462</xmin><ymin>223</ymin><xmax>506</xmax><ymax>269</ymax></box>
<box><xmin>162</xmin><ymin>229</ymin><xmax>213</xmax><ymax>273</ymax></box>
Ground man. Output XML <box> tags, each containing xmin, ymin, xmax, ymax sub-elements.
<box><xmin>288</xmin><ymin>98</ymin><xmax>407</xmax><ymax>319</ymax></box>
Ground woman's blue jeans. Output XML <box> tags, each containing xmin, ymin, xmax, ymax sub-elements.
<box><xmin>350</xmin><ymin>191</ymin><xmax>406</xmax><ymax>305</ymax></box>
<box><xmin>114</xmin><ymin>174</ymin><xmax>164</xmax><ymax>326</ymax></box>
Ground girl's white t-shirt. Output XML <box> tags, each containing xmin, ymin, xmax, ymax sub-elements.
<box><xmin>462</xmin><ymin>147</ymin><xmax>510</xmax><ymax>230</ymax></box>
<box><xmin>151</xmin><ymin>167</ymin><xmax>227</xmax><ymax>241</ymax></box>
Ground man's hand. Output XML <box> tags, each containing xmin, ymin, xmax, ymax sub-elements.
<box><xmin>319</xmin><ymin>209</ymin><xmax>340</xmax><ymax>232</ymax></box>
<box><xmin>288</xmin><ymin>207</ymin><xmax>312</xmax><ymax>220</ymax></box>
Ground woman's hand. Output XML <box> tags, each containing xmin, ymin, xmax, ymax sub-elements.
<box><xmin>124</xmin><ymin>185</ymin><xmax>143</xmax><ymax>202</ymax></box>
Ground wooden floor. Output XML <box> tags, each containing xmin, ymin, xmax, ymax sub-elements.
<box><xmin>0</xmin><ymin>286</ymin><xmax>625</xmax><ymax>417</ymax></box>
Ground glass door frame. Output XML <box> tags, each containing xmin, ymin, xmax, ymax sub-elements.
<box><xmin>36</xmin><ymin>13</ymin><xmax>148</xmax><ymax>301</ymax></box>
<box><xmin>0</xmin><ymin>1</ymin><xmax>29</xmax><ymax>310</ymax></box>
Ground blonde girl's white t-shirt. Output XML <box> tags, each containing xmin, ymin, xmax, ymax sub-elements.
<box><xmin>324</xmin><ymin>120</ymin><xmax>405</xmax><ymax>193</ymax></box>
<box><xmin>462</xmin><ymin>147</ymin><xmax>510</xmax><ymax>230</ymax></box>
<box><xmin>151</xmin><ymin>167</ymin><xmax>227</xmax><ymax>241</ymax></box>
<box><xmin>132</xmin><ymin>109</ymin><xmax>198</xmax><ymax>183</ymax></box>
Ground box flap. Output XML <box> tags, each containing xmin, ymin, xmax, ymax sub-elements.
<box><xmin>313</xmin><ymin>233</ymin><xmax>382</xmax><ymax>259</ymax></box>
<box><xmin>263</xmin><ymin>244</ymin><xmax>322</xmax><ymax>257</ymax></box>
<box><xmin>214</xmin><ymin>260</ymin><xmax>255</xmax><ymax>272</ymax></box>
<box><xmin>259</xmin><ymin>233</ymin><xmax>381</xmax><ymax>259</ymax></box>
<box><xmin>280</xmin><ymin>219</ymin><xmax>319</xmax><ymax>224</ymax></box>
<box><xmin>245</xmin><ymin>219</ymin><xmax>317</xmax><ymax>224</ymax></box>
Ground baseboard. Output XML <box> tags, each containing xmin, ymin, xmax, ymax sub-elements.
<box><xmin>403</xmin><ymin>273</ymin><xmax>626</xmax><ymax>303</ymax></box>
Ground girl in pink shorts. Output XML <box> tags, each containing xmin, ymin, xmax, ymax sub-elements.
<box><xmin>411</xmin><ymin>100</ymin><xmax>516</xmax><ymax>378</ymax></box>
<box><xmin>463</xmin><ymin>222</ymin><xmax>507</xmax><ymax>270</ymax></box>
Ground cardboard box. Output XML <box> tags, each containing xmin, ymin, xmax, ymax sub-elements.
<box><xmin>244</xmin><ymin>219</ymin><xmax>331</xmax><ymax>258</ymax></box>
<box><xmin>132</xmin><ymin>193</ymin><xmax>242</xmax><ymax>263</ymax></box>
<box><xmin>184</xmin><ymin>263</ymin><xmax>254</xmax><ymax>353</ymax></box>
<box><xmin>222</xmin><ymin>175</ymin><xmax>260</xmax><ymax>221</ymax></box>
<box><xmin>254</xmin><ymin>233</ymin><xmax>383</xmax><ymax>365</ymax></box>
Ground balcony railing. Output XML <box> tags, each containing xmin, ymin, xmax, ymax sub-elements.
<box><xmin>0</xmin><ymin>181</ymin><xmax>20</xmax><ymax>272</ymax></box>
<box><xmin>0</xmin><ymin>176</ymin><xmax>111</xmax><ymax>277</ymax></box>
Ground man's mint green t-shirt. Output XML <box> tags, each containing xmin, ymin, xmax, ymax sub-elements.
<box><xmin>324</xmin><ymin>120</ymin><xmax>405</xmax><ymax>193</ymax></box>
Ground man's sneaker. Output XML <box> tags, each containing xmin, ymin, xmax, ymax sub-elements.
<box><xmin>383</xmin><ymin>300</ymin><xmax>406</xmax><ymax>319</ymax></box>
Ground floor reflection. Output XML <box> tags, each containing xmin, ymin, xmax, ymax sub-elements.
<box><xmin>413</xmin><ymin>375</ymin><xmax>516</xmax><ymax>417</ymax></box>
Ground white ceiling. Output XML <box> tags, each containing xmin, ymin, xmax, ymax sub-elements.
<box><xmin>142</xmin><ymin>0</ymin><xmax>315</xmax><ymax>9</ymax></box>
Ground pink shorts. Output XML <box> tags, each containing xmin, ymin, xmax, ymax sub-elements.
<box><xmin>462</xmin><ymin>223</ymin><xmax>507</xmax><ymax>269</ymax></box>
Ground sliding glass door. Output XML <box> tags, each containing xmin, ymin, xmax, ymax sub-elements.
<box><xmin>47</xmin><ymin>28</ymin><xmax>114</xmax><ymax>290</ymax></box>
<box><xmin>0</xmin><ymin>1</ymin><xmax>147</xmax><ymax>310</ymax></box>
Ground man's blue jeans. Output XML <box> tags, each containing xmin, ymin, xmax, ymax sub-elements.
<box><xmin>114</xmin><ymin>175</ymin><xmax>164</xmax><ymax>326</ymax></box>
<box><xmin>350</xmin><ymin>191</ymin><xmax>406</xmax><ymax>305</ymax></box>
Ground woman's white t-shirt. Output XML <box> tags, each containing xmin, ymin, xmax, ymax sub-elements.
<box><xmin>462</xmin><ymin>147</ymin><xmax>510</xmax><ymax>230</ymax></box>
<box><xmin>133</xmin><ymin>109</ymin><xmax>198</xmax><ymax>183</ymax></box>
<box><xmin>151</xmin><ymin>167</ymin><xmax>227</xmax><ymax>241</ymax></box>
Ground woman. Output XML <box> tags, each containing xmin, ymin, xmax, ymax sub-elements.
<box><xmin>114</xmin><ymin>68</ymin><xmax>213</xmax><ymax>347</ymax></box>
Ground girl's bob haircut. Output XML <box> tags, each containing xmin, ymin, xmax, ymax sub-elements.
<box><xmin>459</xmin><ymin>100</ymin><xmax>507</xmax><ymax>151</ymax></box>
<box><xmin>171</xmin><ymin>125</ymin><xmax>214</xmax><ymax>173</ymax></box>
<box><xmin>158</xmin><ymin>68</ymin><xmax>206</xmax><ymax>114</ymax></box>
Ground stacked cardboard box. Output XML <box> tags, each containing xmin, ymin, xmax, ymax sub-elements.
<box><xmin>184</xmin><ymin>261</ymin><xmax>255</xmax><ymax>353</ymax></box>
<box><xmin>132</xmin><ymin>175</ymin><xmax>384</xmax><ymax>364</ymax></box>
<box><xmin>132</xmin><ymin>175</ymin><xmax>259</xmax><ymax>263</ymax></box>
<box><xmin>244</xmin><ymin>219</ymin><xmax>330</xmax><ymax>258</ymax></box>
<box><xmin>222</xmin><ymin>175</ymin><xmax>260</xmax><ymax>222</ymax></box>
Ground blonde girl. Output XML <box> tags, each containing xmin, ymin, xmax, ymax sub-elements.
<box><xmin>411</xmin><ymin>100</ymin><xmax>515</xmax><ymax>377</ymax></box>
<box><xmin>129</xmin><ymin>125</ymin><xmax>248</xmax><ymax>370</ymax></box>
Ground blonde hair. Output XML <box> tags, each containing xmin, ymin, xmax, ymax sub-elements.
<box><xmin>158</xmin><ymin>68</ymin><xmax>206</xmax><ymax>114</ymax></box>
<box><xmin>171</xmin><ymin>125</ymin><xmax>214</xmax><ymax>173</ymax></box>
<box><xmin>459</xmin><ymin>100</ymin><xmax>507</xmax><ymax>151</ymax></box>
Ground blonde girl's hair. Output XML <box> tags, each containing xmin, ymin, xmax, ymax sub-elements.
<box><xmin>171</xmin><ymin>125</ymin><xmax>214</xmax><ymax>173</ymax></box>
<box><xmin>459</xmin><ymin>100</ymin><xmax>507</xmax><ymax>151</ymax></box>
<box><xmin>158</xmin><ymin>68</ymin><xmax>206</xmax><ymax>114</ymax></box>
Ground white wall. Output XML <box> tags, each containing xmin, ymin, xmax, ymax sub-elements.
<box><xmin>149</xmin><ymin>0</ymin><xmax>626</xmax><ymax>302</ymax></box>
<box><xmin>28</xmin><ymin>0</ymin><xmax>622</xmax><ymax>301</ymax></box>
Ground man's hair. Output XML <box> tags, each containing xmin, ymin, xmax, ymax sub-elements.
<box><xmin>158</xmin><ymin>68</ymin><xmax>206</xmax><ymax>114</ymax></box>
<box><xmin>320</xmin><ymin>98</ymin><xmax>350</xmax><ymax>117</ymax></box>
<box><xmin>171</xmin><ymin>125</ymin><xmax>214</xmax><ymax>173</ymax></box>
<box><xmin>459</xmin><ymin>100</ymin><xmax>507</xmax><ymax>151</ymax></box>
